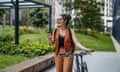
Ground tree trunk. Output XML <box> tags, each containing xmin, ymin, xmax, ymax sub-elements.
<box><xmin>3</xmin><ymin>14</ymin><xmax>6</xmax><ymax>28</ymax></box>
<box><xmin>10</xmin><ymin>8</ymin><xmax>13</xmax><ymax>26</ymax></box>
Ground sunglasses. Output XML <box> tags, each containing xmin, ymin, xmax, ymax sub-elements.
<box><xmin>57</xmin><ymin>18</ymin><xmax>64</xmax><ymax>21</ymax></box>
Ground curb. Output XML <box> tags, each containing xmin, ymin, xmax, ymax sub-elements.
<box><xmin>1</xmin><ymin>54</ymin><xmax>54</xmax><ymax>72</ymax></box>
<box><xmin>111</xmin><ymin>36</ymin><xmax>120</xmax><ymax>52</ymax></box>
<box><xmin>0</xmin><ymin>69</ymin><xmax>5</xmax><ymax>72</ymax></box>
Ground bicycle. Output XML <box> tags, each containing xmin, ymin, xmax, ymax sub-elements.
<box><xmin>59</xmin><ymin>51</ymin><xmax>94</xmax><ymax>72</ymax></box>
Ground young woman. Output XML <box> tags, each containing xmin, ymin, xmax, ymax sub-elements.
<box><xmin>48</xmin><ymin>14</ymin><xmax>92</xmax><ymax>72</ymax></box>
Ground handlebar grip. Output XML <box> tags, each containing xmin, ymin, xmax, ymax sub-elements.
<box><xmin>47</xmin><ymin>32</ymin><xmax>52</xmax><ymax>33</ymax></box>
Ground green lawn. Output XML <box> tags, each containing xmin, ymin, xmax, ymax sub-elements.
<box><xmin>76</xmin><ymin>33</ymin><xmax>115</xmax><ymax>51</ymax></box>
<box><xmin>0</xmin><ymin>55</ymin><xmax>28</xmax><ymax>69</ymax></box>
<box><xmin>20</xmin><ymin>33</ymin><xmax>115</xmax><ymax>51</ymax></box>
<box><xmin>20</xmin><ymin>33</ymin><xmax>49</xmax><ymax>44</ymax></box>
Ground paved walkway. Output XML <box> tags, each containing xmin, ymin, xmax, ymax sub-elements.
<box><xmin>43</xmin><ymin>52</ymin><xmax>120</xmax><ymax>72</ymax></box>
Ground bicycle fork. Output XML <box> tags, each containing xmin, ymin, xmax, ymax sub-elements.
<box><xmin>75</xmin><ymin>55</ymin><xmax>80</xmax><ymax>72</ymax></box>
<box><xmin>80</xmin><ymin>55</ymin><xmax>84</xmax><ymax>72</ymax></box>
<box><xmin>75</xmin><ymin>55</ymin><xmax>84</xmax><ymax>72</ymax></box>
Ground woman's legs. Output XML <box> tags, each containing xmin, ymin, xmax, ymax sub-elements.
<box><xmin>54</xmin><ymin>55</ymin><xmax>63</xmax><ymax>72</ymax></box>
<box><xmin>54</xmin><ymin>48</ymin><xmax>73</xmax><ymax>72</ymax></box>
<box><xmin>63</xmin><ymin>55</ymin><xmax>73</xmax><ymax>72</ymax></box>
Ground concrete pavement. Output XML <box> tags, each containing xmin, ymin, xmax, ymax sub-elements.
<box><xmin>84</xmin><ymin>52</ymin><xmax>120</xmax><ymax>72</ymax></box>
<box><xmin>43</xmin><ymin>52</ymin><xmax>120</xmax><ymax>72</ymax></box>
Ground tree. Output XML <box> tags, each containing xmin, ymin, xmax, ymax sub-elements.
<box><xmin>0</xmin><ymin>9</ymin><xmax>5</xmax><ymax>16</ymax></box>
<box><xmin>73</xmin><ymin>16</ymin><xmax>81</xmax><ymax>29</ymax></box>
<box><xmin>0</xmin><ymin>9</ymin><xmax>5</xmax><ymax>24</ymax></box>
<box><xmin>80</xmin><ymin>0</ymin><xmax>104</xmax><ymax>34</ymax></box>
<box><xmin>58</xmin><ymin>0</ymin><xmax>82</xmax><ymax>30</ymax></box>
<box><xmin>58</xmin><ymin>0</ymin><xmax>104</xmax><ymax>33</ymax></box>
<box><xmin>29</xmin><ymin>8</ymin><xmax>49</xmax><ymax>28</ymax></box>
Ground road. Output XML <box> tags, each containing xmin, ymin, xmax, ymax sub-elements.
<box><xmin>42</xmin><ymin>52</ymin><xmax>120</xmax><ymax>72</ymax></box>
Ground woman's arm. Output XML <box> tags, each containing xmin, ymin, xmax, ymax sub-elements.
<box><xmin>71</xmin><ymin>29</ymin><xmax>92</xmax><ymax>51</ymax></box>
<box><xmin>48</xmin><ymin>32</ymin><xmax>54</xmax><ymax>45</ymax></box>
<box><xmin>48</xmin><ymin>28</ymin><xmax>57</xmax><ymax>45</ymax></box>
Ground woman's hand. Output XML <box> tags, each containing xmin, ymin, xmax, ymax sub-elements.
<box><xmin>47</xmin><ymin>32</ymin><xmax>53</xmax><ymax>45</ymax></box>
<box><xmin>47</xmin><ymin>32</ymin><xmax>52</xmax><ymax>40</ymax></box>
<box><xmin>83</xmin><ymin>48</ymin><xmax>94</xmax><ymax>52</ymax></box>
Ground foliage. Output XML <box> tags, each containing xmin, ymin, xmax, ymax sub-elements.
<box><xmin>0</xmin><ymin>26</ymin><xmax>54</xmax><ymax>69</ymax></box>
<box><xmin>0</xmin><ymin>26</ymin><xmax>40</xmax><ymax>42</ymax></box>
<box><xmin>0</xmin><ymin>27</ymin><xmax>115</xmax><ymax>69</ymax></box>
<box><xmin>0</xmin><ymin>42</ymin><xmax>54</xmax><ymax>57</ymax></box>
<box><xmin>73</xmin><ymin>17</ymin><xmax>81</xmax><ymax>29</ymax></box>
<box><xmin>0</xmin><ymin>9</ymin><xmax>6</xmax><ymax>24</ymax></box>
<box><xmin>20</xmin><ymin>34</ymin><xmax>48</xmax><ymax>44</ymax></box>
<box><xmin>58</xmin><ymin>0</ymin><xmax>104</xmax><ymax>34</ymax></box>
<box><xmin>0</xmin><ymin>27</ymin><xmax>14</xmax><ymax>42</ymax></box>
<box><xmin>29</xmin><ymin>8</ymin><xmax>49</xmax><ymax>27</ymax></box>
<box><xmin>0</xmin><ymin>9</ymin><xmax>5</xmax><ymax>17</ymax></box>
<box><xmin>0</xmin><ymin>27</ymin><xmax>54</xmax><ymax>57</ymax></box>
<box><xmin>19</xmin><ymin>26</ymin><xmax>39</xmax><ymax>35</ymax></box>
<box><xmin>80</xmin><ymin>0</ymin><xmax>104</xmax><ymax>33</ymax></box>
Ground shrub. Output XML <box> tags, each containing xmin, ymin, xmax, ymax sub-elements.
<box><xmin>0</xmin><ymin>26</ymin><xmax>54</xmax><ymax>57</ymax></box>
<box><xmin>0</xmin><ymin>27</ymin><xmax>14</xmax><ymax>42</ymax></box>
<box><xmin>0</xmin><ymin>34</ymin><xmax>13</xmax><ymax>42</ymax></box>
<box><xmin>19</xmin><ymin>26</ymin><xmax>39</xmax><ymax>35</ymax></box>
<box><xmin>104</xmin><ymin>32</ymin><xmax>111</xmax><ymax>36</ymax></box>
<box><xmin>0</xmin><ymin>26</ymin><xmax>40</xmax><ymax>42</ymax></box>
<box><xmin>0</xmin><ymin>42</ymin><xmax>54</xmax><ymax>57</ymax></box>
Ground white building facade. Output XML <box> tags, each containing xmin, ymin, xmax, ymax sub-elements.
<box><xmin>98</xmin><ymin>0</ymin><xmax>114</xmax><ymax>32</ymax></box>
<box><xmin>104</xmin><ymin>0</ymin><xmax>114</xmax><ymax>32</ymax></box>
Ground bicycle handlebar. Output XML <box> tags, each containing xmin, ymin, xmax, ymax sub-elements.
<box><xmin>59</xmin><ymin>50</ymin><xmax>95</xmax><ymax>57</ymax></box>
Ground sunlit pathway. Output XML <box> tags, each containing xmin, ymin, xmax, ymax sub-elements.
<box><xmin>42</xmin><ymin>52</ymin><xmax>120</xmax><ymax>72</ymax></box>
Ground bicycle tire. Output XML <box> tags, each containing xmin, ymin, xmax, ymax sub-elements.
<box><xmin>73</xmin><ymin>64</ymin><xmax>81</xmax><ymax>72</ymax></box>
<box><xmin>73</xmin><ymin>56</ymin><xmax>81</xmax><ymax>72</ymax></box>
<box><xmin>82</xmin><ymin>62</ymin><xmax>88</xmax><ymax>72</ymax></box>
<box><xmin>73</xmin><ymin>62</ymin><xmax>88</xmax><ymax>72</ymax></box>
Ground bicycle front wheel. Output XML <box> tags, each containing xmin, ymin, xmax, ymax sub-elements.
<box><xmin>82</xmin><ymin>62</ymin><xmax>88</xmax><ymax>72</ymax></box>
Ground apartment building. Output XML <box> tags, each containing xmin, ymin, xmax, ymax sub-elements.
<box><xmin>97</xmin><ymin>0</ymin><xmax>114</xmax><ymax>32</ymax></box>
